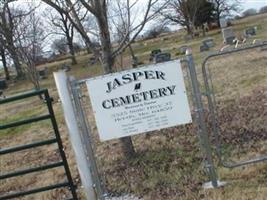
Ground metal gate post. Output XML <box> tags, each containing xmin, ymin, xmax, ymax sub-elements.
<box><xmin>54</xmin><ymin>71</ymin><xmax>97</xmax><ymax>200</ymax></box>
<box><xmin>44</xmin><ymin>90</ymin><xmax>78</xmax><ymax>200</ymax></box>
<box><xmin>185</xmin><ymin>48</ymin><xmax>221</xmax><ymax>188</ymax></box>
<box><xmin>69</xmin><ymin>77</ymin><xmax>107</xmax><ymax>200</ymax></box>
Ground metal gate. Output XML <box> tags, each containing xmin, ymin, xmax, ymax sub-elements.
<box><xmin>0</xmin><ymin>89</ymin><xmax>78</xmax><ymax>200</ymax></box>
<box><xmin>53</xmin><ymin>41</ymin><xmax>266</xmax><ymax>200</ymax></box>
<box><xmin>202</xmin><ymin>42</ymin><xmax>267</xmax><ymax>168</ymax></box>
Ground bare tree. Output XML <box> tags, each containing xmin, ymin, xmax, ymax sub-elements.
<box><xmin>0</xmin><ymin>46</ymin><xmax>10</xmax><ymax>80</ymax></box>
<box><xmin>42</xmin><ymin>0</ymin><xmax>166</xmax><ymax>158</ymax></box>
<box><xmin>16</xmin><ymin>7</ymin><xmax>46</xmax><ymax>91</ymax></box>
<box><xmin>46</xmin><ymin>3</ymin><xmax>90</xmax><ymax>64</ymax></box>
<box><xmin>259</xmin><ymin>5</ymin><xmax>267</xmax><ymax>14</ymax></box>
<box><xmin>242</xmin><ymin>8</ymin><xmax>257</xmax><ymax>17</ymax></box>
<box><xmin>0</xmin><ymin>1</ymin><xmax>24</xmax><ymax>78</ymax></box>
<box><xmin>51</xmin><ymin>37</ymin><xmax>69</xmax><ymax>54</ymax></box>
<box><xmin>212</xmin><ymin>0</ymin><xmax>240</xmax><ymax>27</ymax></box>
<box><xmin>158</xmin><ymin>0</ymin><xmax>203</xmax><ymax>35</ymax></box>
<box><xmin>47</xmin><ymin>10</ymin><xmax>77</xmax><ymax>64</ymax></box>
<box><xmin>110</xmin><ymin>0</ymin><xmax>138</xmax><ymax>67</ymax></box>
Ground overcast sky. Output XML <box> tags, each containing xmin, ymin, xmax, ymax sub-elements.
<box><xmin>241</xmin><ymin>0</ymin><xmax>267</xmax><ymax>10</ymax></box>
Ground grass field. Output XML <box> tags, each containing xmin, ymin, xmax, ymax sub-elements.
<box><xmin>0</xmin><ymin>13</ymin><xmax>267</xmax><ymax>200</ymax></box>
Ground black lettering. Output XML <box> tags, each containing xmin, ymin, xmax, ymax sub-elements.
<box><xmin>167</xmin><ymin>85</ymin><xmax>176</xmax><ymax>95</ymax></box>
<box><xmin>149</xmin><ymin>89</ymin><xmax>160</xmax><ymax>99</ymax></box>
<box><xmin>111</xmin><ymin>98</ymin><xmax>121</xmax><ymax>108</ymax></box>
<box><xmin>106</xmin><ymin>82</ymin><xmax>112</xmax><ymax>93</ymax></box>
<box><xmin>133</xmin><ymin>71</ymin><xmax>143</xmax><ymax>81</ymax></box>
<box><xmin>156</xmin><ymin>71</ymin><xmax>165</xmax><ymax>80</ymax></box>
<box><xmin>102</xmin><ymin>100</ymin><xmax>111</xmax><ymax>109</ymax></box>
<box><xmin>122</xmin><ymin>74</ymin><xmax>133</xmax><ymax>84</ymax></box>
<box><xmin>132</xmin><ymin>93</ymin><xmax>142</xmax><ymax>103</ymax></box>
<box><xmin>158</xmin><ymin>88</ymin><xmax>168</xmax><ymax>97</ymax></box>
<box><xmin>144</xmin><ymin>70</ymin><xmax>155</xmax><ymax>79</ymax></box>
<box><xmin>142</xmin><ymin>91</ymin><xmax>150</xmax><ymax>100</ymax></box>
<box><xmin>119</xmin><ymin>96</ymin><xmax>131</xmax><ymax>105</ymax></box>
<box><xmin>113</xmin><ymin>78</ymin><xmax>122</xmax><ymax>88</ymax></box>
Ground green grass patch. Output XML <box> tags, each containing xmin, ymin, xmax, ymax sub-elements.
<box><xmin>0</xmin><ymin>105</ymin><xmax>47</xmax><ymax>136</ymax></box>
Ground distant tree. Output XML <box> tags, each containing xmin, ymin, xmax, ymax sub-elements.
<box><xmin>242</xmin><ymin>8</ymin><xmax>257</xmax><ymax>17</ymax></box>
<box><xmin>144</xmin><ymin>24</ymin><xmax>171</xmax><ymax>39</ymax></box>
<box><xmin>72</xmin><ymin>42</ymin><xmax>83</xmax><ymax>52</ymax></box>
<box><xmin>194</xmin><ymin>0</ymin><xmax>215</xmax><ymax>36</ymax></box>
<box><xmin>51</xmin><ymin>38</ymin><xmax>69</xmax><ymax>55</ymax></box>
<box><xmin>16</xmin><ymin>7</ymin><xmax>46</xmax><ymax>91</ymax></box>
<box><xmin>159</xmin><ymin>0</ymin><xmax>210</xmax><ymax>36</ymax></box>
<box><xmin>0</xmin><ymin>46</ymin><xmax>10</xmax><ymax>80</ymax></box>
<box><xmin>0</xmin><ymin>2</ymin><xmax>24</xmax><ymax>78</ymax></box>
<box><xmin>213</xmin><ymin>0</ymin><xmax>240</xmax><ymax>27</ymax></box>
<box><xmin>109</xmin><ymin>0</ymin><xmax>138</xmax><ymax>70</ymax></box>
<box><xmin>259</xmin><ymin>6</ymin><xmax>267</xmax><ymax>14</ymax></box>
<box><xmin>48</xmin><ymin>10</ymin><xmax>78</xmax><ymax>64</ymax></box>
<box><xmin>234</xmin><ymin>15</ymin><xmax>241</xmax><ymax>20</ymax></box>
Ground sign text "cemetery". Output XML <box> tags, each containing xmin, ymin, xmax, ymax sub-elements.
<box><xmin>86</xmin><ymin>60</ymin><xmax>192</xmax><ymax>141</ymax></box>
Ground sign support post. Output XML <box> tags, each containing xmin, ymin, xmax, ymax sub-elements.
<box><xmin>69</xmin><ymin>77</ymin><xmax>107</xmax><ymax>200</ymax></box>
<box><xmin>54</xmin><ymin>71</ymin><xmax>97</xmax><ymax>200</ymax></box>
<box><xmin>186</xmin><ymin>49</ymin><xmax>221</xmax><ymax>188</ymax></box>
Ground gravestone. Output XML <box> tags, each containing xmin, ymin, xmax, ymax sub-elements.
<box><xmin>38</xmin><ymin>67</ymin><xmax>48</xmax><ymax>79</ymax></box>
<box><xmin>220</xmin><ymin>18</ymin><xmax>227</xmax><ymax>28</ymax></box>
<box><xmin>61</xmin><ymin>63</ymin><xmax>71</xmax><ymax>72</ymax></box>
<box><xmin>244</xmin><ymin>27</ymin><xmax>256</xmax><ymax>37</ymax></box>
<box><xmin>89</xmin><ymin>57</ymin><xmax>97</xmax><ymax>65</ymax></box>
<box><xmin>179</xmin><ymin>45</ymin><xmax>188</xmax><ymax>55</ymax></box>
<box><xmin>0</xmin><ymin>90</ymin><xmax>4</xmax><ymax>98</ymax></box>
<box><xmin>154</xmin><ymin>52</ymin><xmax>171</xmax><ymax>63</ymax></box>
<box><xmin>261</xmin><ymin>45</ymin><xmax>267</xmax><ymax>51</ymax></box>
<box><xmin>149</xmin><ymin>49</ymin><xmax>161</xmax><ymax>62</ymax></box>
<box><xmin>132</xmin><ymin>56</ymin><xmax>139</xmax><ymax>68</ymax></box>
<box><xmin>222</xmin><ymin>28</ymin><xmax>236</xmax><ymax>44</ymax></box>
<box><xmin>0</xmin><ymin>79</ymin><xmax>7</xmax><ymax>90</ymax></box>
<box><xmin>200</xmin><ymin>44</ymin><xmax>209</xmax><ymax>52</ymax></box>
<box><xmin>202</xmin><ymin>38</ymin><xmax>215</xmax><ymax>48</ymax></box>
<box><xmin>184</xmin><ymin>35</ymin><xmax>193</xmax><ymax>42</ymax></box>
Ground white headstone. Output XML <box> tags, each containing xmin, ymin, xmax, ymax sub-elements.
<box><xmin>222</xmin><ymin>28</ymin><xmax>236</xmax><ymax>44</ymax></box>
<box><xmin>220</xmin><ymin>18</ymin><xmax>227</xmax><ymax>28</ymax></box>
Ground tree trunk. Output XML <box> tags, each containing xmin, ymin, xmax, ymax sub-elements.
<box><xmin>1</xmin><ymin>48</ymin><xmax>10</xmax><ymax>80</ymax></box>
<box><xmin>66</xmin><ymin>34</ymin><xmax>77</xmax><ymax>65</ymax></box>
<box><xmin>96</xmin><ymin>6</ymin><xmax>136</xmax><ymax>159</ymax></box>
<box><xmin>120</xmin><ymin>137</ymin><xmax>136</xmax><ymax>158</ymax></box>
<box><xmin>9</xmin><ymin>48</ymin><xmax>24</xmax><ymax>79</ymax></box>
<box><xmin>186</xmin><ymin>24</ymin><xmax>191</xmax><ymax>35</ymax></box>
<box><xmin>202</xmin><ymin>24</ymin><xmax>206</xmax><ymax>37</ymax></box>
<box><xmin>216</xmin><ymin>9</ymin><xmax>221</xmax><ymax>28</ymax></box>
<box><xmin>128</xmin><ymin>44</ymin><xmax>135</xmax><ymax>59</ymax></box>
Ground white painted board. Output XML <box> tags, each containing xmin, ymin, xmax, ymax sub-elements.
<box><xmin>86</xmin><ymin>60</ymin><xmax>192</xmax><ymax>141</ymax></box>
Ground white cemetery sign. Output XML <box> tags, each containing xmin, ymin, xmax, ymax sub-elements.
<box><xmin>86</xmin><ymin>60</ymin><xmax>192</xmax><ymax>141</ymax></box>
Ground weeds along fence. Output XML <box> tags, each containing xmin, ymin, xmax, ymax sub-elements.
<box><xmin>200</xmin><ymin>43</ymin><xmax>267</xmax><ymax>168</ymax></box>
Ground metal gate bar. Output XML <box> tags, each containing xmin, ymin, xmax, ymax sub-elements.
<box><xmin>0</xmin><ymin>89</ymin><xmax>78</xmax><ymax>200</ymax></box>
<box><xmin>201</xmin><ymin>42</ymin><xmax>267</xmax><ymax>168</ymax></box>
<box><xmin>70</xmin><ymin>77</ymin><xmax>107</xmax><ymax>199</ymax></box>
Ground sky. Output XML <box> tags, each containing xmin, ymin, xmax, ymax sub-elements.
<box><xmin>241</xmin><ymin>0</ymin><xmax>267</xmax><ymax>10</ymax></box>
